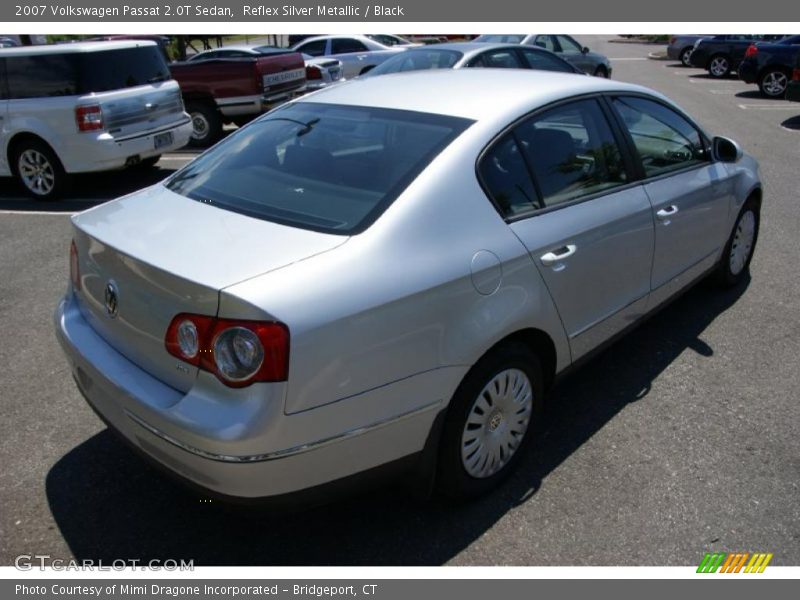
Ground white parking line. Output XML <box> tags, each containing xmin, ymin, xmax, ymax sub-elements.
<box><xmin>608</xmin><ymin>57</ymin><xmax>649</xmax><ymax>61</ymax></box>
<box><xmin>738</xmin><ymin>104</ymin><xmax>798</xmax><ymax>110</ymax></box>
<box><xmin>0</xmin><ymin>209</ymin><xmax>77</xmax><ymax>216</ymax></box>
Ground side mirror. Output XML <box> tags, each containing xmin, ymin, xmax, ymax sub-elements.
<box><xmin>582</xmin><ymin>46</ymin><xmax>590</xmax><ymax>54</ymax></box>
<box><xmin>713</xmin><ymin>136</ymin><xmax>743</xmax><ymax>163</ymax></box>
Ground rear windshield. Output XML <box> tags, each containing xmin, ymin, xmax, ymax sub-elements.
<box><xmin>3</xmin><ymin>45</ymin><xmax>170</xmax><ymax>98</ymax></box>
<box><xmin>366</xmin><ymin>50</ymin><xmax>463</xmax><ymax>76</ymax></box>
<box><xmin>166</xmin><ymin>103</ymin><xmax>472</xmax><ymax>234</ymax></box>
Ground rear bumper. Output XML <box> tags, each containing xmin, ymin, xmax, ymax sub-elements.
<box><xmin>54</xmin><ymin>291</ymin><xmax>452</xmax><ymax>499</ymax></box>
<box><xmin>60</xmin><ymin>118</ymin><xmax>193</xmax><ymax>173</ymax></box>
<box><xmin>738</xmin><ymin>61</ymin><xmax>759</xmax><ymax>83</ymax></box>
<box><xmin>786</xmin><ymin>80</ymin><xmax>800</xmax><ymax>102</ymax></box>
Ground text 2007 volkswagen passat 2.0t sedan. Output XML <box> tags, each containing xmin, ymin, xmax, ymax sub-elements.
<box><xmin>55</xmin><ymin>70</ymin><xmax>761</xmax><ymax>502</ymax></box>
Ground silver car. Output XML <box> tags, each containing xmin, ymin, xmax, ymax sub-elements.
<box><xmin>55</xmin><ymin>70</ymin><xmax>761</xmax><ymax>502</ymax></box>
<box><xmin>291</xmin><ymin>34</ymin><xmax>405</xmax><ymax>79</ymax></box>
<box><xmin>474</xmin><ymin>34</ymin><xmax>613</xmax><ymax>77</ymax></box>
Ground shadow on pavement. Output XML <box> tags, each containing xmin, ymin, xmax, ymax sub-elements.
<box><xmin>781</xmin><ymin>115</ymin><xmax>800</xmax><ymax>130</ymax></box>
<box><xmin>0</xmin><ymin>167</ymin><xmax>178</xmax><ymax>212</ymax></box>
<box><xmin>46</xmin><ymin>277</ymin><xmax>750</xmax><ymax>565</ymax></box>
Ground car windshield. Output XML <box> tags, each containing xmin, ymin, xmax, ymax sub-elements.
<box><xmin>365</xmin><ymin>49</ymin><xmax>463</xmax><ymax>76</ymax></box>
<box><xmin>166</xmin><ymin>103</ymin><xmax>472</xmax><ymax>234</ymax></box>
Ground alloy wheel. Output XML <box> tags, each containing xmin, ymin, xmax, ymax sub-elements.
<box><xmin>18</xmin><ymin>149</ymin><xmax>55</xmax><ymax>196</ymax></box>
<box><xmin>709</xmin><ymin>57</ymin><xmax>729</xmax><ymax>77</ymax></box>
<box><xmin>762</xmin><ymin>71</ymin><xmax>788</xmax><ymax>97</ymax></box>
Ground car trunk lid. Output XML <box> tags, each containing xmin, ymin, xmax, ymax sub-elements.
<box><xmin>71</xmin><ymin>185</ymin><xmax>347</xmax><ymax>392</ymax></box>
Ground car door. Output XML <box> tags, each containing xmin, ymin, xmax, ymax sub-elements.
<box><xmin>554</xmin><ymin>35</ymin><xmax>592</xmax><ymax>73</ymax></box>
<box><xmin>608</xmin><ymin>95</ymin><xmax>734</xmax><ymax>307</ymax></box>
<box><xmin>479</xmin><ymin>98</ymin><xmax>655</xmax><ymax>360</ymax></box>
<box><xmin>330</xmin><ymin>38</ymin><xmax>373</xmax><ymax>78</ymax></box>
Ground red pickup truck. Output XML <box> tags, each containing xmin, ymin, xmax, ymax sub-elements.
<box><xmin>170</xmin><ymin>50</ymin><xmax>306</xmax><ymax>147</ymax></box>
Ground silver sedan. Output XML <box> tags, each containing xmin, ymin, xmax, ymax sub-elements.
<box><xmin>55</xmin><ymin>70</ymin><xmax>761</xmax><ymax>502</ymax></box>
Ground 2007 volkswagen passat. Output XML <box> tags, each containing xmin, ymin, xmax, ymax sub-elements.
<box><xmin>55</xmin><ymin>70</ymin><xmax>761</xmax><ymax>502</ymax></box>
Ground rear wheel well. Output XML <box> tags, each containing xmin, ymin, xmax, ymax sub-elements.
<box><xmin>7</xmin><ymin>133</ymin><xmax>59</xmax><ymax>174</ymax></box>
<box><xmin>478</xmin><ymin>328</ymin><xmax>557</xmax><ymax>393</ymax></box>
<box><xmin>747</xmin><ymin>187</ymin><xmax>762</xmax><ymax>211</ymax></box>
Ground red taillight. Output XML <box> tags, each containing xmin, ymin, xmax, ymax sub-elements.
<box><xmin>165</xmin><ymin>313</ymin><xmax>290</xmax><ymax>387</ymax></box>
<box><xmin>69</xmin><ymin>240</ymin><xmax>81</xmax><ymax>291</ymax></box>
<box><xmin>305</xmin><ymin>65</ymin><xmax>322</xmax><ymax>80</ymax></box>
<box><xmin>670</xmin><ymin>37</ymin><xmax>677</xmax><ymax>45</ymax></box>
<box><xmin>745</xmin><ymin>44</ymin><xmax>758</xmax><ymax>58</ymax></box>
<box><xmin>793</xmin><ymin>68</ymin><xmax>800</xmax><ymax>81</ymax></box>
<box><xmin>75</xmin><ymin>105</ymin><xmax>104</xmax><ymax>132</ymax></box>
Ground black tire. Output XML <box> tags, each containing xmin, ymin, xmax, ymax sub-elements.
<box><xmin>437</xmin><ymin>342</ymin><xmax>544</xmax><ymax>500</ymax></box>
<box><xmin>758</xmin><ymin>68</ymin><xmax>789</xmax><ymax>98</ymax></box>
<box><xmin>11</xmin><ymin>139</ymin><xmax>69</xmax><ymax>200</ymax></box>
<box><xmin>185</xmin><ymin>102</ymin><xmax>222</xmax><ymax>148</ymax></box>
<box><xmin>716</xmin><ymin>199</ymin><xmax>760</xmax><ymax>287</ymax></box>
<box><xmin>594</xmin><ymin>65</ymin><xmax>609</xmax><ymax>78</ymax></box>
<box><xmin>134</xmin><ymin>155</ymin><xmax>161</xmax><ymax>169</ymax></box>
<box><xmin>707</xmin><ymin>54</ymin><xmax>731</xmax><ymax>78</ymax></box>
<box><xmin>679</xmin><ymin>46</ymin><xmax>693</xmax><ymax>67</ymax></box>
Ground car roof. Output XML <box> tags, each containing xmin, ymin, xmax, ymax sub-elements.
<box><xmin>403</xmin><ymin>42</ymin><xmax>557</xmax><ymax>56</ymax></box>
<box><xmin>299</xmin><ymin>69</ymin><xmax>654</xmax><ymax>122</ymax></box>
<box><xmin>0</xmin><ymin>40</ymin><xmax>156</xmax><ymax>56</ymax></box>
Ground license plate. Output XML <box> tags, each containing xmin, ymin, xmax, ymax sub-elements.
<box><xmin>154</xmin><ymin>132</ymin><xmax>173</xmax><ymax>150</ymax></box>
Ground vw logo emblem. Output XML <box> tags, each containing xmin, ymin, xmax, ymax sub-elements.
<box><xmin>104</xmin><ymin>281</ymin><xmax>119</xmax><ymax>318</ymax></box>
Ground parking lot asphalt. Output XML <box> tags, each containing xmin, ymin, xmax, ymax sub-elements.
<box><xmin>1</xmin><ymin>36</ymin><xmax>798</xmax><ymax>566</ymax></box>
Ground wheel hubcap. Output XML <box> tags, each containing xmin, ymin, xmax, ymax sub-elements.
<box><xmin>730</xmin><ymin>210</ymin><xmax>756</xmax><ymax>276</ymax></box>
<box><xmin>763</xmin><ymin>72</ymin><xmax>787</xmax><ymax>96</ymax></box>
<box><xmin>18</xmin><ymin>149</ymin><xmax>55</xmax><ymax>195</ymax></box>
<box><xmin>461</xmin><ymin>368</ymin><xmax>533</xmax><ymax>479</ymax></box>
<box><xmin>681</xmin><ymin>49</ymin><xmax>693</xmax><ymax>66</ymax></box>
<box><xmin>191</xmin><ymin>113</ymin><xmax>209</xmax><ymax>140</ymax></box>
<box><xmin>710</xmin><ymin>58</ymin><xmax>728</xmax><ymax>76</ymax></box>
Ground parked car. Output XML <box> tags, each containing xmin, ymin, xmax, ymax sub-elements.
<box><xmin>689</xmin><ymin>34</ymin><xmax>788</xmax><ymax>78</ymax></box>
<box><xmin>55</xmin><ymin>70</ymin><xmax>762</xmax><ymax>502</ymax></box>
<box><xmin>738</xmin><ymin>35</ymin><xmax>800</xmax><ymax>97</ymax></box>
<box><xmin>361</xmin><ymin>42</ymin><xmax>583</xmax><ymax>78</ymax></box>
<box><xmin>170</xmin><ymin>49</ymin><xmax>306</xmax><ymax>147</ymax></box>
<box><xmin>0</xmin><ymin>36</ymin><xmax>19</xmax><ymax>48</ymax></box>
<box><xmin>787</xmin><ymin>52</ymin><xmax>800</xmax><ymax>102</ymax></box>
<box><xmin>290</xmin><ymin>34</ymin><xmax>405</xmax><ymax>79</ymax></box>
<box><xmin>0</xmin><ymin>41</ymin><xmax>192</xmax><ymax>200</ymax></box>
<box><xmin>472</xmin><ymin>34</ymin><xmax>612</xmax><ymax>77</ymax></box>
<box><xmin>188</xmin><ymin>45</ymin><xmax>344</xmax><ymax>93</ymax></box>
<box><xmin>365</xmin><ymin>34</ymin><xmax>422</xmax><ymax>48</ymax></box>
<box><xmin>666</xmin><ymin>35</ymin><xmax>709</xmax><ymax>66</ymax></box>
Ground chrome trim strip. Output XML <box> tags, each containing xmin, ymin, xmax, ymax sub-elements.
<box><xmin>124</xmin><ymin>400</ymin><xmax>442</xmax><ymax>464</ymax></box>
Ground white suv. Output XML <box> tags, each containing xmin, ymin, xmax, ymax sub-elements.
<box><xmin>0</xmin><ymin>40</ymin><xmax>193</xmax><ymax>199</ymax></box>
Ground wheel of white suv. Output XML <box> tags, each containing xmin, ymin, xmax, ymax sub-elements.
<box><xmin>437</xmin><ymin>342</ymin><xmax>544</xmax><ymax>499</ymax></box>
<box><xmin>717</xmin><ymin>199</ymin><xmax>759</xmax><ymax>286</ymax></box>
<box><xmin>13</xmin><ymin>140</ymin><xmax>68</xmax><ymax>200</ymax></box>
<box><xmin>758</xmin><ymin>68</ymin><xmax>789</xmax><ymax>98</ymax></box>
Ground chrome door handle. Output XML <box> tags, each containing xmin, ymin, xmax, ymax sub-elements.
<box><xmin>540</xmin><ymin>244</ymin><xmax>577</xmax><ymax>266</ymax></box>
<box><xmin>656</xmin><ymin>205</ymin><xmax>679</xmax><ymax>220</ymax></box>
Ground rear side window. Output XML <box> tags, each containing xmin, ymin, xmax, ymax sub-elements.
<box><xmin>297</xmin><ymin>40</ymin><xmax>327</xmax><ymax>56</ymax></box>
<box><xmin>6</xmin><ymin>54</ymin><xmax>78</xmax><ymax>98</ymax></box>
<box><xmin>519</xmin><ymin>49</ymin><xmax>574</xmax><ymax>73</ymax></box>
<box><xmin>469</xmin><ymin>50</ymin><xmax>523</xmax><ymax>69</ymax></box>
<box><xmin>332</xmin><ymin>39</ymin><xmax>369</xmax><ymax>54</ymax></box>
<box><xmin>78</xmin><ymin>46</ymin><xmax>170</xmax><ymax>91</ymax></box>
<box><xmin>166</xmin><ymin>103</ymin><xmax>472</xmax><ymax>234</ymax></box>
<box><xmin>611</xmin><ymin>96</ymin><xmax>708</xmax><ymax>177</ymax></box>
<box><xmin>5</xmin><ymin>46</ymin><xmax>169</xmax><ymax>98</ymax></box>
<box><xmin>479</xmin><ymin>99</ymin><xmax>629</xmax><ymax>216</ymax></box>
